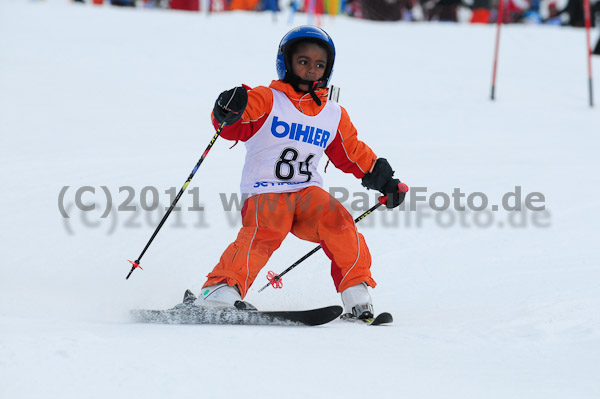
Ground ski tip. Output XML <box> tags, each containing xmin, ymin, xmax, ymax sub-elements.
<box><xmin>269</xmin><ymin>305</ymin><xmax>343</xmax><ymax>326</ymax></box>
<box><xmin>334</xmin><ymin>306</ymin><xmax>343</xmax><ymax>316</ymax></box>
<box><xmin>183</xmin><ymin>289</ymin><xmax>197</xmax><ymax>304</ymax></box>
<box><xmin>302</xmin><ymin>305</ymin><xmax>343</xmax><ymax>326</ymax></box>
<box><xmin>325</xmin><ymin>305</ymin><xmax>343</xmax><ymax>318</ymax></box>
<box><xmin>340</xmin><ymin>311</ymin><xmax>393</xmax><ymax>326</ymax></box>
<box><xmin>371</xmin><ymin>312</ymin><xmax>393</xmax><ymax>326</ymax></box>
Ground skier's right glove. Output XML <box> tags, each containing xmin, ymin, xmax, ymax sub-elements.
<box><xmin>361</xmin><ymin>158</ymin><xmax>407</xmax><ymax>209</ymax></box>
<box><xmin>213</xmin><ymin>86</ymin><xmax>248</xmax><ymax>124</ymax></box>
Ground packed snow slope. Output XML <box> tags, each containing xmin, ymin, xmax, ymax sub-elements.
<box><xmin>1</xmin><ymin>1</ymin><xmax>599</xmax><ymax>398</ymax></box>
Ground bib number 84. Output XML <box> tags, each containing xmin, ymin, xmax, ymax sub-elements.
<box><xmin>275</xmin><ymin>147</ymin><xmax>315</xmax><ymax>182</ymax></box>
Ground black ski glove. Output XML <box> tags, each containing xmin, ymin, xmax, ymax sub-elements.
<box><xmin>362</xmin><ymin>158</ymin><xmax>407</xmax><ymax>209</ymax></box>
<box><xmin>380</xmin><ymin>178</ymin><xmax>407</xmax><ymax>209</ymax></box>
<box><xmin>213</xmin><ymin>86</ymin><xmax>248</xmax><ymax>124</ymax></box>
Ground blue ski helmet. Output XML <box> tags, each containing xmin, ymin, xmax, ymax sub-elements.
<box><xmin>276</xmin><ymin>26</ymin><xmax>336</xmax><ymax>86</ymax></box>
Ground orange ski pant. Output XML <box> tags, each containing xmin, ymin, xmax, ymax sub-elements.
<box><xmin>203</xmin><ymin>186</ymin><xmax>376</xmax><ymax>298</ymax></box>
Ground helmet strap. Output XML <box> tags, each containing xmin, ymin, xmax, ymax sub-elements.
<box><xmin>286</xmin><ymin>74</ymin><xmax>326</xmax><ymax>106</ymax></box>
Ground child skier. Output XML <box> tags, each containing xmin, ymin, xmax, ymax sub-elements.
<box><xmin>198</xmin><ymin>26</ymin><xmax>406</xmax><ymax>319</ymax></box>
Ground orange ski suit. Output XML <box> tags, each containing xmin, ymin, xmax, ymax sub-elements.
<box><xmin>203</xmin><ymin>81</ymin><xmax>378</xmax><ymax>298</ymax></box>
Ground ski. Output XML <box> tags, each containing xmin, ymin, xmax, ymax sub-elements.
<box><xmin>340</xmin><ymin>312</ymin><xmax>393</xmax><ymax>326</ymax></box>
<box><xmin>131</xmin><ymin>290</ymin><xmax>342</xmax><ymax>326</ymax></box>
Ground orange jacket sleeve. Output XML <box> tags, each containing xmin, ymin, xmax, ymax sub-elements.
<box><xmin>211</xmin><ymin>86</ymin><xmax>273</xmax><ymax>142</ymax></box>
<box><xmin>325</xmin><ymin>106</ymin><xmax>377</xmax><ymax>179</ymax></box>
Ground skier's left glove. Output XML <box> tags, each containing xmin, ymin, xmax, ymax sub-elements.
<box><xmin>213</xmin><ymin>86</ymin><xmax>248</xmax><ymax>124</ymax></box>
<box><xmin>380</xmin><ymin>178</ymin><xmax>407</xmax><ymax>209</ymax></box>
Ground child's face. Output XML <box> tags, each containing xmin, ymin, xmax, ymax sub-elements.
<box><xmin>291</xmin><ymin>42</ymin><xmax>328</xmax><ymax>92</ymax></box>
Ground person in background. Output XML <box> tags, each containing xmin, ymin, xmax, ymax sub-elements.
<box><xmin>470</xmin><ymin>0</ymin><xmax>492</xmax><ymax>24</ymax></box>
<box><xmin>429</xmin><ymin>0</ymin><xmax>468</xmax><ymax>22</ymax></box>
<box><xmin>548</xmin><ymin>0</ymin><xmax>598</xmax><ymax>27</ymax></box>
<box><xmin>522</xmin><ymin>0</ymin><xmax>543</xmax><ymax>23</ymax></box>
<box><xmin>544</xmin><ymin>1</ymin><xmax>564</xmax><ymax>25</ymax></box>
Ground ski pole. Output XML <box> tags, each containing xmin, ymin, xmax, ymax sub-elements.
<box><xmin>125</xmin><ymin>119</ymin><xmax>229</xmax><ymax>280</ymax></box>
<box><xmin>257</xmin><ymin>183</ymin><xmax>409</xmax><ymax>292</ymax></box>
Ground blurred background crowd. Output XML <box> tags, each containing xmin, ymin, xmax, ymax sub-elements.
<box><xmin>73</xmin><ymin>0</ymin><xmax>600</xmax><ymax>53</ymax></box>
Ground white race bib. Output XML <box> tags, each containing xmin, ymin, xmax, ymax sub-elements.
<box><xmin>240</xmin><ymin>89</ymin><xmax>342</xmax><ymax>196</ymax></box>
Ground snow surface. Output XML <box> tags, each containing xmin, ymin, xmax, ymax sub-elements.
<box><xmin>1</xmin><ymin>1</ymin><xmax>599</xmax><ymax>398</ymax></box>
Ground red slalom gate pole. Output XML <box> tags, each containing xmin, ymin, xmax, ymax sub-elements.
<box><xmin>583</xmin><ymin>0</ymin><xmax>594</xmax><ymax>107</ymax></box>
<box><xmin>491</xmin><ymin>0</ymin><xmax>504</xmax><ymax>101</ymax></box>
